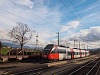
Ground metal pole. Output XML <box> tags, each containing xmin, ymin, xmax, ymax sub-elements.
<box><xmin>79</xmin><ymin>41</ymin><xmax>80</xmax><ymax>49</ymax></box>
<box><xmin>57</xmin><ymin>32</ymin><xmax>59</xmax><ymax>46</ymax></box>
<box><xmin>84</xmin><ymin>44</ymin><xmax>85</xmax><ymax>49</ymax></box>
<box><xmin>87</xmin><ymin>40</ymin><xmax>88</xmax><ymax>50</ymax></box>
<box><xmin>87</xmin><ymin>45</ymin><xmax>88</xmax><ymax>50</ymax></box>
<box><xmin>74</xmin><ymin>40</ymin><xmax>75</xmax><ymax>48</ymax></box>
<box><xmin>36</xmin><ymin>32</ymin><xmax>38</xmax><ymax>50</ymax></box>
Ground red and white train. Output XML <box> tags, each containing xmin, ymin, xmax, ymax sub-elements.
<box><xmin>42</xmin><ymin>44</ymin><xmax>89</xmax><ymax>61</ymax></box>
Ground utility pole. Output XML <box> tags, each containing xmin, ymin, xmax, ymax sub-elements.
<box><xmin>36</xmin><ymin>32</ymin><xmax>38</xmax><ymax>49</ymax></box>
<box><xmin>74</xmin><ymin>40</ymin><xmax>76</xmax><ymax>48</ymax></box>
<box><xmin>87</xmin><ymin>45</ymin><xmax>88</xmax><ymax>50</ymax></box>
<box><xmin>87</xmin><ymin>40</ymin><xmax>88</xmax><ymax>50</ymax></box>
<box><xmin>57</xmin><ymin>32</ymin><xmax>59</xmax><ymax>46</ymax></box>
<box><xmin>79</xmin><ymin>41</ymin><xmax>80</xmax><ymax>49</ymax></box>
<box><xmin>84</xmin><ymin>44</ymin><xmax>85</xmax><ymax>49</ymax></box>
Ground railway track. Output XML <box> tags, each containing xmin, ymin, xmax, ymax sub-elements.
<box><xmin>14</xmin><ymin>66</ymin><xmax>60</xmax><ymax>75</ymax></box>
<box><xmin>15</xmin><ymin>57</ymin><xmax>94</xmax><ymax>75</ymax></box>
<box><xmin>2</xmin><ymin>55</ymin><xmax>98</xmax><ymax>75</ymax></box>
<box><xmin>67</xmin><ymin>58</ymin><xmax>100</xmax><ymax>75</ymax></box>
<box><xmin>11</xmin><ymin>60</ymin><xmax>76</xmax><ymax>75</ymax></box>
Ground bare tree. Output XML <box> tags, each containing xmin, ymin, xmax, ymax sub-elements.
<box><xmin>8</xmin><ymin>22</ymin><xmax>32</xmax><ymax>50</ymax></box>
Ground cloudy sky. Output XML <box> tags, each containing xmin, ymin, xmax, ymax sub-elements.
<box><xmin>0</xmin><ymin>0</ymin><xmax>100</xmax><ymax>49</ymax></box>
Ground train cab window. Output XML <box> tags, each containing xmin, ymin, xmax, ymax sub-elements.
<box><xmin>44</xmin><ymin>44</ymin><xmax>54</xmax><ymax>50</ymax></box>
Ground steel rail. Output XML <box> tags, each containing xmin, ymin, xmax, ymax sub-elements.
<box><xmin>68</xmin><ymin>59</ymin><xmax>96</xmax><ymax>75</ymax></box>
<box><xmin>52</xmin><ymin>64</ymin><xmax>78</xmax><ymax>75</ymax></box>
<box><xmin>10</xmin><ymin>68</ymin><xmax>42</xmax><ymax>75</ymax></box>
<box><xmin>95</xmin><ymin>66</ymin><xmax>100</xmax><ymax>75</ymax></box>
<box><xmin>52</xmin><ymin>57</ymin><xmax>97</xmax><ymax>75</ymax></box>
<box><xmin>86</xmin><ymin>59</ymin><xmax>100</xmax><ymax>75</ymax></box>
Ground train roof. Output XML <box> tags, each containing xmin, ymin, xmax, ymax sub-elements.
<box><xmin>46</xmin><ymin>44</ymin><xmax>69</xmax><ymax>48</ymax></box>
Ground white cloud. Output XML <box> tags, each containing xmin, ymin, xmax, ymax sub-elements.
<box><xmin>0</xmin><ymin>27</ymin><xmax>11</xmax><ymax>41</ymax></box>
<box><xmin>60</xmin><ymin>26</ymin><xmax>100</xmax><ymax>49</ymax></box>
<box><xmin>17</xmin><ymin>0</ymin><xmax>34</xmax><ymax>9</ymax></box>
<box><xmin>69</xmin><ymin>26</ymin><xmax>100</xmax><ymax>42</ymax></box>
<box><xmin>0</xmin><ymin>0</ymin><xmax>100</xmax><ymax>49</ymax></box>
<box><xmin>61</xmin><ymin>26</ymin><xmax>70</xmax><ymax>32</ymax></box>
<box><xmin>85</xmin><ymin>26</ymin><xmax>100</xmax><ymax>41</ymax></box>
<box><xmin>68</xmin><ymin>21</ymin><xmax>80</xmax><ymax>28</ymax></box>
<box><xmin>0</xmin><ymin>0</ymin><xmax>62</xmax><ymax>45</ymax></box>
<box><xmin>61</xmin><ymin>21</ymin><xmax>80</xmax><ymax>32</ymax></box>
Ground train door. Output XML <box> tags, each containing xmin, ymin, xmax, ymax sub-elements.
<box><xmin>70</xmin><ymin>48</ymin><xmax>74</xmax><ymax>59</ymax></box>
<box><xmin>66</xmin><ymin>48</ymin><xmax>71</xmax><ymax>59</ymax></box>
<box><xmin>80</xmin><ymin>50</ymin><xmax>82</xmax><ymax>58</ymax></box>
<box><xmin>65</xmin><ymin>48</ymin><xmax>68</xmax><ymax>59</ymax></box>
<box><xmin>85</xmin><ymin>50</ymin><xmax>86</xmax><ymax>57</ymax></box>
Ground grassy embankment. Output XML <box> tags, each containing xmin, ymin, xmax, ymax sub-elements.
<box><xmin>1</xmin><ymin>47</ymin><xmax>11</xmax><ymax>55</ymax></box>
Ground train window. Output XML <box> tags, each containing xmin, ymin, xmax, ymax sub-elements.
<box><xmin>58</xmin><ymin>49</ymin><xmax>66</xmax><ymax>53</ymax></box>
<box><xmin>62</xmin><ymin>49</ymin><xmax>66</xmax><ymax>53</ymax></box>
<box><xmin>75</xmin><ymin>52</ymin><xmax>76</xmax><ymax>55</ymax></box>
<box><xmin>68</xmin><ymin>51</ymin><xmax>71</xmax><ymax>55</ymax></box>
<box><xmin>75</xmin><ymin>52</ymin><xmax>77</xmax><ymax>55</ymax></box>
<box><xmin>74</xmin><ymin>52</ymin><xmax>78</xmax><ymax>55</ymax></box>
<box><xmin>74</xmin><ymin>52</ymin><xmax>76</xmax><ymax>55</ymax></box>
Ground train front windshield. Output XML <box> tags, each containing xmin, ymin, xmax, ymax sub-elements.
<box><xmin>43</xmin><ymin>44</ymin><xmax>54</xmax><ymax>54</ymax></box>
